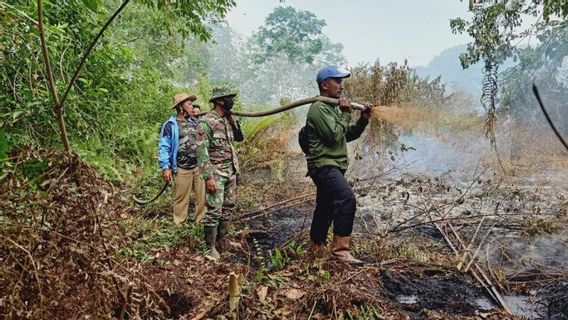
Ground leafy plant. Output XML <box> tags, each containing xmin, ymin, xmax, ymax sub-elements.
<box><xmin>117</xmin><ymin>217</ymin><xmax>202</xmax><ymax>262</ymax></box>
<box><xmin>269</xmin><ymin>248</ymin><xmax>286</xmax><ymax>269</ymax></box>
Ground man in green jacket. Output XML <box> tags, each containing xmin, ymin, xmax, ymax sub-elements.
<box><xmin>305</xmin><ymin>66</ymin><xmax>371</xmax><ymax>265</ymax></box>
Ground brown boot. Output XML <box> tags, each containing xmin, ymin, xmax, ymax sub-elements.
<box><xmin>308</xmin><ymin>240</ymin><xmax>328</xmax><ymax>259</ymax></box>
<box><xmin>331</xmin><ymin>235</ymin><xmax>364</xmax><ymax>266</ymax></box>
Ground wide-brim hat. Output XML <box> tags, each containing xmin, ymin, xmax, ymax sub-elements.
<box><xmin>209</xmin><ymin>87</ymin><xmax>237</xmax><ymax>102</ymax></box>
<box><xmin>172</xmin><ymin>93</ymin><xmax>197</xmax><ymax>108</ymax></box>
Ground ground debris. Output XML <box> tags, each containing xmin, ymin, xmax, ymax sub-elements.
<box><xmin>2</xmin><ymin>145</ymin><xmax>566</xmax><ymax>319</ymax></box>
<box><xmin>0</xmin><ymin>149</ymin><xmax>167</xmax><ymax>319</ymax></box>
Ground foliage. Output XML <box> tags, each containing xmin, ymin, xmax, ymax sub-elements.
<box><xmin>268</xmin><ymin>241</ymin><xmax>302</xmax><ymax>270</ymax></box>
<box><xmin>252</xmin><ymin>6</ymin><xmax>328</xmax><ymax>64</ymax></box>
<box><xmin>1</xmin><ymin>0</ymin><xmax>235</xmax><ymax>179</ymax></box>
<box><xmin>450</xmin><ymin>0</ymin><xmax>568</xmax><ymax>69</ymax></box>
<box><xmin>345</xmin><ymin>305</ymin><xmax>382</xmax><ymax>319</ymax></box>
<box><xmin>118</xmin><ymin>217</ymin><xmax>203</xmax><ymax>262</ymax></box>
<box><xmin>499</xmin><ymin>23</ymin><xmax>568</xmax><ymax>135</ymax></box>
<box><xmin>137</xmin><ymin>0</ymin><xmax>236</xmax><ymax>41</ymax></box>
<box><xmin>450</xmin><ymin>1</ymin><xmax>568</xmax><ymax>144</ymax></box>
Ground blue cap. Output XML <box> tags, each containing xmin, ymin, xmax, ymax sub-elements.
<box><xmin>316</xmin><ymin>66</ymin><xmax>351</xmax><ymax>84</ymax></box>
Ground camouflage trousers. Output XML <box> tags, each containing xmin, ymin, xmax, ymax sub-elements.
<box><xmin>203</xmin><ymin>173</ymin><xmax>237</xmax><ymax>227</ymax></box>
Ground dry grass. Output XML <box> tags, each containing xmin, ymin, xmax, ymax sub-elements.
<box><xmin>371</xmin><ymin>105</ymin><xmax>484</xmax><ymax>134</ymax></box>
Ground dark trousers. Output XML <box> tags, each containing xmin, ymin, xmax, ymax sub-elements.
<box><xmin>309</xmin><ymin>166</ymin><xmax>356</xmax><ymax>244</ymax></box>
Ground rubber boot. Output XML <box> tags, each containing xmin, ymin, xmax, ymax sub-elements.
<box><xmin>308</xmin><ymin>240</ymin><xmax>328</xmax><ymax>259</ymax></box>
<box><xmin>204</xmin><ymin>226</ymin><xmax>220</xmax><ymax>260</ymax></box>
<box><xmin>330</xmin><ymin>235</ymin><xmax>364</xmax><ymax>266</ymax></box>
<box><xmin>217</xmin><ymin>220</ymin><xmax>230</xmax><ymax>240</ymax></box>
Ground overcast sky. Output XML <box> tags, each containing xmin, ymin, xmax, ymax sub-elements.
<box><xmin>226</xmin><ymin>0</ymin><xmax>474</xmax><ymax>67</ymax></box>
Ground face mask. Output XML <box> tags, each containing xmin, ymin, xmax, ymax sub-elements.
<box><xmin>222</xmin><ymin>98</ymin><xmax>234</xmax><ymax>111</ymax></box>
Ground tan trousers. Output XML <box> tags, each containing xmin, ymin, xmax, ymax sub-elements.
<box><xmin>173</xmin><ymin>167</ymin><xmax>206</xmax><ymax>226</ymax></box>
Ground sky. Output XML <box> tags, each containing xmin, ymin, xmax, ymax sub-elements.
<box><xmin>225</xmin><ymin>0</ymin><xmax>474</xmax><ymax>67</ymax></box>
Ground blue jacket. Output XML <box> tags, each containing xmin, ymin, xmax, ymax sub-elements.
<box><xmin>158</xmin><ymin>115</ymin><xmax>198</xmax><ymax>172</ymax></box>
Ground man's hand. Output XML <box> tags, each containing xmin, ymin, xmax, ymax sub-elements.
<box><xmin>226</xmin><ymin>113</ymin><xmax>236</xmax><ymax>124</ymax></box>
<box><xmin>338</xmin><ymin>98</ymin><xmax>353</xmax><ymax>113</ymax></box>
<box><xmin>162</xmin><ymin>169</ymin><xmax>173</xmax><ymax>183</ymax></box>
<box><xmin>361</xmin><ymin>104</ymin><xmax>373</xmax><ymax>122</ymax></box>
<box><xmin>206</xmin><ymin>178</ymin><xmax>217</xmax><ymax>193</ymax></box>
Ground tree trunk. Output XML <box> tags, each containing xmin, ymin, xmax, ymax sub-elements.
<box><xmin>37</xmin><ymin>0</ymin><xmax>70</xmax><ymax>152</ymax></box>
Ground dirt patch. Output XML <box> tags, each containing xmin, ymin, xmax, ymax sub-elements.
<box><xmin>541</xmin><ymin>283</ymin><xmax>568</xmax><ymax>320</ymax></box>
<box><xmin>159</xmin><ymin>290</ymin><xmax>193</xmax><ymax>318</ymax></box>
<box><xmin>242</xmin><ymin>205</ymin><xmax>313</xmax><ymax>250</ymax></box>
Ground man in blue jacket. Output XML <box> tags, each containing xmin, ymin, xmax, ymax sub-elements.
<box><xmin>158</xmin><ymin>93</ymin><xmax>206</xmax><ymax>226</ymax></box>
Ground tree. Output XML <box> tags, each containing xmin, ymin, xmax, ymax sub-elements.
<box><xmin>199</xmin><ymin>9</ymin><xmax>346</xmax><ymax>105</ymax></box>
<box><xmin>245</xmin><ymin>7</ymin><xmax>345</xmax><ymax>103</ymax></box>
<box><xmin>451</xmin><ymin>0</ymin><xmax>568</xmax><ymax>69</ymax></box>
<box><xmin>500</xmin><ymin>27</ymin><xmax>568</xmax><ymax>133</ymax></box>
<box><xmin>252</xmin><ymin>6</ymin><xmax>328</xmax><ymax>64</ymax></box>
<box><xmin>450</xmin><ymin>0</ymin><xmax>568</xmax><ymax>144</ymax></box>
<box><xmin>1</xmin><ymin>0</ymin><xmax>235</xmax><ymax>153</ymax></box>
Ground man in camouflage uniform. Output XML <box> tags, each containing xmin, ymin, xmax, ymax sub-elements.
<box><xmin>196</xmin><ymin>87</ymin><xmax>244</xmax><ymax>260</ymax></box>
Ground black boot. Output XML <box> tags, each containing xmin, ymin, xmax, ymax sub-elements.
<box><xmin>204</xmin><ymin>226</ymin><xmax>220</xmax><ymax>260</ymax></box>
<box><xmin>217</xmin><ymin>220</ymin><xmax>230</xmax><ymax>240</ymax></box>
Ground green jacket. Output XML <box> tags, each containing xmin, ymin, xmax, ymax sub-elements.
<box><xmin>306</xmin><ymin>101</ymin><xmax>368</xmax><ymax>171</ymax></box>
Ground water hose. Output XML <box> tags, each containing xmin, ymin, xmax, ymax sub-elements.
<box><xmin>198</xmin><ymin>96</ymin><xmax>367</xmax><ymax>117</ymax></box>
<box><xmin>133</xmin><ymin>181</ymin><xmax>169</xmax><ymax>205</ymax></box>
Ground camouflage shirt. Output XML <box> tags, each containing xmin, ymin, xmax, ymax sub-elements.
<box><xmin>176</xmin><ymin>119</ymin><xmax>199</xmax><ymax>169</ymax></box>
<box><xmin>196</xmin><ymin>111</ymin><xmax>243</xmax><ymax>179</ymax></box>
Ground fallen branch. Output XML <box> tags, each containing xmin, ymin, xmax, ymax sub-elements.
<box><xmin>237</xmin><ymin>193</ymin><xmax>315</xmax><ymax>222</ymax></box>
<box><xmin>443</xmin><ymin>222</ymin><xmax>511</xmax><ymax>314</ymax></box>
<box><xmin>457</xmin><ymin>217</ymin><xmax>485</xmax><ymax>271</ymax></box>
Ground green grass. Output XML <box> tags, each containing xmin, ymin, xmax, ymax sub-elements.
<box><xmin>117</xmin><ymin>217</ymin><xmax>203</xmax><ymax>262</ymax></box>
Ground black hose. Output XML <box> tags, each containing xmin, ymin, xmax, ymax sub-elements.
<box><xmin>132</xmin><ymin>181</ymin><xmax>169</xmax><ymax>205</ymax></box>
<box><xmin>532</xmin><ymin>84</ymin><xmax>568</xmax><ymax>152</ymax></box>
<box><xmin>198</xmin><ymin>96</ymin><xmax>366</xmax><ymax>117</ymax></box>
